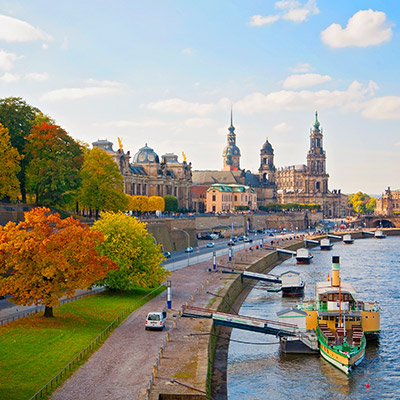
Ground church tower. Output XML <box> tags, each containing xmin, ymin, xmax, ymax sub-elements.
<box><xmin>258</xmin><ymin>137</ymin><xmax>275</xmax><ymax>185</ymax></box>
<box><xmin>222</xmin><ymin>108</ymin><xmax>241</xmax><ymax>171</ymax></box>
<box><xmin>306</xmin><ymin>111</ymin><xmax>329</xmax><ymax>193</ymax></box>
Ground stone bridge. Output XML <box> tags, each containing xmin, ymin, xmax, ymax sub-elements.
<box><xmin>365</xmin><ymin>215</ymin><xmax>400</xmax><ymax>228</ymax></box>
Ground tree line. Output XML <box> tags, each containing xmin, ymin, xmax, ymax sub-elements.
<box><xmin>0</xmin><ymin>97</ymin><xmax>180</xmax><ymax>216</ymax></box>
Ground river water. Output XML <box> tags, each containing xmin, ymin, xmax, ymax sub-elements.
<box><xmin>227</xmin><ymin>235</ymin><xmax>400</xmax><ymax>399</ymax></box>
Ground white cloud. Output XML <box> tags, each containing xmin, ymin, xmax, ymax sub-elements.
<box><xmin>289</xmin><ymin>62</ymin><xmax>312</xmax><ymax>73</ymax></box>
<box><xmin>283</xmin><ymin>73</ymin><xmax>332</xmax><ymax>89</ymax></box>
<box><xmin>41</xmin><ymin>80</ymin><xmax>122</xmax><ymax>102</ymax></box>
<box><xmin>145</xmin><ymin>97</ymin><xmax>230</xmax><ymax>116</ymax></box>
<box><xmin>273</xmin><ymin>122</ymin><xmax>292</xmax><ymax>132</ymax></box>
<box><xmin>42</xmin><ymin>43</ymin><xmax>48</xmax><ymax>50</ymax></box>
<box><xmin>0</xmin><ymin>72</ymin><xmax>20</xmax><ymax>83</ymax></box>
<box><xmin>362</xmin><ymin>96</ymin><xmax>400</xmax><ymax>120</ymax></box>
<box><xmin>250</xmin><ymin>0</ymin><xmax>319</xmax><ymax>26</ymax></box>
<box><xmin>0</xmin><ymin>14</ymin><xmax>52</xmax><ymax>42</ymax></box>
<box><xmin>250</xmin><ymin>14</ymin><xmax>280</xmax><ymax>26</ymax></box>
<box><xmin>93</xmin><ymin>120</ymin><xmax>167</xmax><ymax>128</ymax></box>
<box><xmin>185</xmin><ymin>118</ymin><xmax>215</xmax><ymax>128</ymax></box>
<box><xmin>25</xmin><ymin>72</ymin><xmax>49</xmax><ymax>81</ymax></box>
<box><xmin>235</xmin><ymin>80</ymin><xmax>375</xmax><ymax>113</ymax></box>
<box><xmin>0</xmin><ymin>50</ymin><xmax>18</xmax><ymax>70</ymax></box>
<box><xmin>321</xmin><ymin>9</ymin><xmax>393</xmax><ymax>48</ymax></box>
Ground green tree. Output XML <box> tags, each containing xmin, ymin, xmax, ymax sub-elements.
<box><xmin>25</xmin><ymin>122</ymin><xmax>84</xmax><ymax>206</ymax></box>
<box><xmin>348</xmin><ymin>192</ymin><xmax>376</xmax><ymax>214</ymax></box>
<box><xmin>0</xmin><ymin>207</ymin><xmax>117</xmax><ymax>317</ymax></box>
<box><xmin>164</xmin><ymin>195</ymin><xmax>178</xmax><ymax>212</ymax></box>
<box><xmin>0</xmin><ymin>124</ymin><xmax>22</xmax><ymax>202</ymax></box>
<box><xmin>92</xmin><ymin>211</ymin><xmax>169</xmax><ymax>290</ymax></box>
<box><xmin>78</xmin><ymin>147</ymin><xmax>128</xmax><ymax>218</ymax></box>
<box><xmin>0</xmin><ymin>97</ymin><xmax>40</xmax><ymax>202</ymax></box>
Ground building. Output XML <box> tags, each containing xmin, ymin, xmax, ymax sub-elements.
<box><xmin>193</xmin><ymin>111</ymin><xmax>346</xmax><ymax>217</ymax></box>
<box><xmin>92</xmin><ymin>139</ymin><xmax>193</xmax><ymax>210</ymax></box>
<box><xmin>206</xmin><ymin>183</ymin><xmax>257</xmax><ymax>213</ymax></box>
<box><xmin>375</xmin><ymin>187</ymin><xmax>400</xmax><ymax>216</ymax></box>
<box><xmin>275</xmin><ymin>112</ymin><xmax>346</xmax><ymax>217</ymax></box>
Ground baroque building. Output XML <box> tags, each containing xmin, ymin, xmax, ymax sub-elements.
<box><xmin>275</xmin><ymin>112</ymin><xmax>345</xmax><ymax>217</ymax></box>
<box><xmin>375</xmin><ymin>187</ymin><xmax>400</xmax><ymax>216</ymax></box>
<box><xmin>92</xmin><ymin>139</ymin><xmax>192</xmax><ymax>210</ymax></box>
<box><xmin>192</xmin><ymin>111</ymin><xmax>346</xmax><ymax>217</ymax></box>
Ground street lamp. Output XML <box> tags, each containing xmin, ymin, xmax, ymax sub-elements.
<box><xmin>172</xmin><ymin>228</ymin><xmax>190</xmax><ymax>267</ymax></box>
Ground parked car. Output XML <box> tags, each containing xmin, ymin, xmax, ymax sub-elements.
<box><xmin>206</xmin><ymin>242</ymin><xmax>215</xmax><ymax>248</ymax></box>
<box><xmin>231</xmin><ymin>236</ymin><xmax>238</xmax><ymax>242</ymax></box>
<box><xmin>238</xmin><ymin>236</ymin><xmax>244</xmax><ymax>241</ymax></box>
<box><xmin>185</xmin><ymin>246</ymin><xmax>194</xmax><ymax>253</ymax></box>
<box><xmin>145</xmin><ymin>311</ymin><xmax>166</xmax><ymax>331</ymax></box>
<box><xmin>227</xmin><ymin>240</ymin><xmax>235</xmax><ymax>246</ymax></box>
<box><xmin>244</xmin><ymin>237</ymin><xmax>252</xmax><ymax>243</ymax></box>
<box><xmin>163</xmin><ymin>251</ymin><xmax>172</xmax><ymax>258</ymax></box>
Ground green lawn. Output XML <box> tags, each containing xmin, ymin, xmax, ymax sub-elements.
<box><xmin>0</xmin><ymin>286</ymin><xmax>165</xmax><ymax>400</ymax></box>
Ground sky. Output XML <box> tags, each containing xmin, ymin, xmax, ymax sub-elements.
<box><xmin>0</xmin><ymin>0</ymin><xmax>399</xmax><ymax>195</ymax></box>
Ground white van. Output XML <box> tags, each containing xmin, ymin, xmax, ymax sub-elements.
<box><xmin>145</xmin><ymin>311</ymin><xmax>166</xmax><ymax>331</ymax></box>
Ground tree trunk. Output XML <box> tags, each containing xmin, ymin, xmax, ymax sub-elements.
<box><xmin>44</xmin><ymin>306</ymin><xmax>54</xmax><ymax>318</ymax></box>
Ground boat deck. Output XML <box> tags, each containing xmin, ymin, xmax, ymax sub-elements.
<box><xmin>319</xmin><ymin>323</ymin><xmax>363</xmax><ymax>348</ymax></box>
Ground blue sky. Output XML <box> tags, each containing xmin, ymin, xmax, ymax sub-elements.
<box><xmin>0</xmin><ymin>0</ymin><xmax>399</xmax><ymax>195</ymax></box>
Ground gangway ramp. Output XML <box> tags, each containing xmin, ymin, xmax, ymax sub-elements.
<box><xmin>262</xmin><ymin>245</ymin><xmax>296</xmax><ymax>257</ymax></box>
<box><xmin>327</xmin><ymin>234</ymin><xmax>342</xmax><ymax>240</ymax></box>
<box><xmin>304</xmin><ymin>238</ymin><xmax>319</xmax><ymax>246</ymax></box>
<box><xmin>221</xmin><ymin>267</ymin><xmax>281</xmax><ymax>284</ymax></box>
<box><xmin>182</xmin><ymin>305</ymin><xmax>297</xmax><ymax>337</ymax></box>
<box><xmin>362</xmin><ymin>230</ymin><xmax>375</xmax><ymax>236</ymax></box>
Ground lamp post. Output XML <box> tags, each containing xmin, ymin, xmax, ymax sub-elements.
<box><xmin>172</xmin><ymin>228</ymin><xmax>190</xmax><ymax>267</ymax></box>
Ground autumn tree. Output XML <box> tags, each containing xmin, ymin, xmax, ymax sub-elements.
<box><xmin>149</xmin><ymin>196</ymin><xmax>165</xmax><ymax>212</ymax></box>
<box><xmin>164</xmin><ymin>195</ymin><xmax>178</xmax><ymax>212</ymax></box>
<box><xmin>0</xmin><ymin>97</ymin><xmax>40</xmax><ymax>202</ymax></box>
<box><xmin>25</xmin><ymin>122</ymin><xmax>84</xmax><ymax>206</ymax></box>
<box><xmin>348</xmin><ymin>192</ymin><xmax>376</xmax><ymax>214</ymax></box>
<box><xmin>0</xmin><ymin>207</ymin><xmax>117</xmax><ymax>317</ymax></box>
<box><xmin>128</xmin><ymin>195</ymin><xmax>149</xmax><ymax>213</ymax></box>
<box><xmin>0</xmin><ymin>124</ymin><xmax>22</xmax><ymax>202</ymax></box>
<box><xmin>78</xmin><ymin>147</ymin><xmax>128</xmax><ymax>218</ymax></box>
<box><xmin>92</xmin><ymin>212</ymin><xmax>168</xmax><ymax>290</ymax></box>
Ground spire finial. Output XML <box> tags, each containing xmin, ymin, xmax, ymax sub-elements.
<box><xmin>313</xmin><ymin>110</ymin><xmax>320</xmax><ymax>129</ymax></box>
<box><xmin>230</xmin><ymin>102</ymin><xmax>233</xmax><ymax>127</ymax></box>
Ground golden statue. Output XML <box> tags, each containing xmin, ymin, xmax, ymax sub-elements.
<box><xmin>118</xmin><ymin>137</ymin><xmax>123</xmax><ymax>150</ymax></box>
<box><xmin>182</xmin><ymin>151</ymin><xmax>187</xmax><ymax>162</ymax></box>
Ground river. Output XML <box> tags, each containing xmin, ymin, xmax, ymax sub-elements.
<box><xmin>227</xmin><ymin>235</ymin><xmax>400</xmax><ymax>399</ymax></box>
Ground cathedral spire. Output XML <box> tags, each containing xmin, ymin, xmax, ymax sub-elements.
<box><xmin>313</xmin><ymin>110</ymin><xmax>320</xmax><ymax>130</ymax></box>
<box><xmin>230</xmin><ymin>103</ymin><xmax>233</xmax><ymax>127</ymax></box>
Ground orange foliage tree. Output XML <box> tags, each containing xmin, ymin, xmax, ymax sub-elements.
<box><xmin>0</xmin><ymin>207</ymin><xmax>118</xmax><ymax>317</ymax></box>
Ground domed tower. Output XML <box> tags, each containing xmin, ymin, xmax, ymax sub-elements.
<box><xmin>258</xmin><ymin>137</ymin><xmax>275</xmax><ymax>185</ymax></box>
<box><xmin>222</xmin><ymin>108</ymin><xmax>241</xmax><ymax>171</ymax></box>
<box><xmin>306</xmin><ymin>111</ymin><xmax>329</xmax><ymax>193</ymax></box>
<box><xmin>132</xmin><ymin>143</ymin><xmax>160</xmax><ymax>177</ymax></box>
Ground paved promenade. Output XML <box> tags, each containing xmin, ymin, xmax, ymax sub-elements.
<box><xmin>50</xmin><ymin>258</ymin><xmax>229</xmax><ymax>400</ymax></box>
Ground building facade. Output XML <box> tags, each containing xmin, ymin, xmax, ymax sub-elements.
<box><xmin>206</xmin><ymin>183</ymin><xmax>257</xmax><ymax>213</ymax></box>
<box><xmin>193</xmin><ymin>111</ymin><xmax>346</xmax><ymax>217</ymax></box>
<box><xmin>375</xmin><ymin>187</ymin><xmax>400</xmax><ymax>216</ymax></box>
<box><xmin>92</xmin><ymin>140</ymin><xmax>193</xmax><ymax>210</ymax></box>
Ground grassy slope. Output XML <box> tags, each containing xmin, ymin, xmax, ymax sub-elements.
<box><xmin>0</xmin><ymin>287</ymin><xmax>165</xmax><ymax>400</ymax></box>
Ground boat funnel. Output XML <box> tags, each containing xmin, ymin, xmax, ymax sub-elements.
<box><xmin>331</xmin><ymin>256</ymin><xmax>340</xmax><ymax>287</ymax></box>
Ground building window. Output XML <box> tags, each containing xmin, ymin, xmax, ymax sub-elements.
<box><xmin>212</xmin><ymin>205</ymin><xmax>216</xmax><ymax>212</ymax></box>
<box><xmin>234</xmin><ymin>195</ymin><xmax>237</xmax><ymax>201</ymax></box>
<box><xmin>212</xmin><ymin>195</ymin><xmax>216</xmax><ymax>201</ymax></box>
